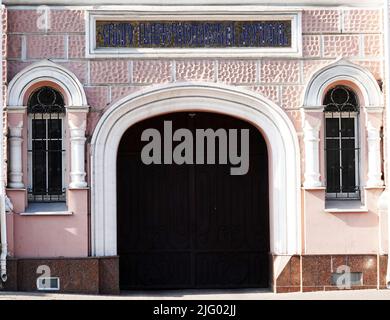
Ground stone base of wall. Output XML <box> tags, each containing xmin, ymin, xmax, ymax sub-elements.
<box><xmin>0</xmin><ymin>256</ymin><xmax>119</xmax><ymax>294</ymax></box>
<box><xmin>275</xmin><ymin>254</ymin><xmax>388</xmax><ymax>293</ymax></box>
<box><xmin>0</xmin><ymin>255</ymin><xmax>387</xmax><ymax>294</ymax></box>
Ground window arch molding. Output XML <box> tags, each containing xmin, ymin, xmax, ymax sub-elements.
<box><xmin>303</xmin><ymin>59</ymin><xmax>383</xmax><ymax>109</ymax></box>
<box><xmin>301</xmin><ymin>59</ymin><xmax>384</xmax><ymax>191</ymax></box>
<box><xmin>7</xmin><ymin>60</ymin><xmax>87</xmax><ymax>108</ymax></box>
<box><xmin>7</xmin><ymin>60</ymin><xmax>89</xmax><ymax>195</ymax></box>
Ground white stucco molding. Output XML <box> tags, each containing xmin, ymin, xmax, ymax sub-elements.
<box><xmin>86</xmin><ymin>10</ymin><xmax>302</xmax><ymax>58</ymax></box>
<box><xmin>301</xmin><ymin>59</ymin><xmax>384</xmax><ymax>189</ymax></box>
<box><xmin>69</xmin><ymin>122</ymin><xmax>88</xmax><ymax>189</ymax></box>
<box><xmin>7</xmin><ymin>60</ymin><xmax>87</xmax><ymax>108</ymax></box>
<box><xmin>365</xmin><ymin>108</ymin><xmax>385</xmax><ymax>188</ymax></box>
<box><xmin>302</xmin><ymin>110</ymin><xmax>322</xmax><ymax>188</ymax></box>
<box><xmin>7</xmin><ymin>60</ymin><xmax>88</xmax><ymax>190</ymax></box>
<box><xmin>303</xmin><ymin>59</ymin><xmax>383</xmax><ymax>109</ymax></box>
<box><xmin>90</xmin><ymin>82</ymin><xmax>301</xmax><ymax>257</ymax></box>
<box><xmin>8</xmin><ymin>125</ymin><xmax>24</xmax><ymax>189</ymax></box>
<box><xmin>3</xmin><ymin>0</ymin><xmax>384</xmax><ymax>6</ymax></box>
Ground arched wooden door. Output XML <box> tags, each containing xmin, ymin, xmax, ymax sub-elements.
<box><xmin>117</xmin><ymin>112</ymin><xmax>270</xmax><ymax>289</ymax></box>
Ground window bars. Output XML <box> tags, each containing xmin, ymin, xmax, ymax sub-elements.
<box><xmin>27</xmin><ymin>87</ymin><xmax>66</xmax><ymax>202</ymax></box>
<box><xmin>324</xmin><ymin>86</ymin><xmax>360</xmax><ymax>200</ymax></box>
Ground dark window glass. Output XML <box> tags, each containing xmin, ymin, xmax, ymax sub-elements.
<box><xmin>32</xmin><ymin>140</ymin><xmax>46</xmax><ymax>195</ymax></box>
<box><xmin>341</xmin><ymin>139</ymin><xmax>356</xmax><ymax>193</ymax></box>
<box><xmin>325</xmin><ymin>138</ymin><xmax>340</xmax><ymax>194</ymax></box>
<box><xmin>28</xmin><ymin>87</ymin><xmax>65</xmax><ymax>202</ymax></box>
<box><xmin>324</xmin><ymin>86</ymin><xmax>360</xmax><ymax>199</ymax></box>
<box><xmin>325</xmin><ymin>118</ymin><xmax>339</xmax><ymax>137</ymax></box>
<box><xmin>48</xmin><ymin>119</ymin><xmax>62</xmax><ymax>139</ymax></box>
<box><xmin>32</xmin><ymin>119</ymin><xmax>46</xmax><ymax>139</ymax></box>
<box><xmin>341</xmin><ymin>118</ymin><xmax>355</xmax><ymax>138</ymax></box>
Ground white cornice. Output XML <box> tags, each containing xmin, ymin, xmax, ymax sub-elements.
<box><xmin>2</xmin><ymin>0</ymin><xmax>385</xmax><ymax>7</ymax></box>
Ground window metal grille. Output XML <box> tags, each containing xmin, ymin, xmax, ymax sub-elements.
<box><xmin>27</xmin><ymin>87</ymin><xmax>66</xmax><ymax>202</ymax></box>
<box><xmin>324</xmin><ymin>86</ymin><xmax>360</xmax><ymax>200</ymax></box>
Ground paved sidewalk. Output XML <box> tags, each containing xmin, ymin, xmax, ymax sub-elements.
<box><xmin>1</xmin><ymin>289</ymin><xmax>390</xmax><ymax>300</ymax></box>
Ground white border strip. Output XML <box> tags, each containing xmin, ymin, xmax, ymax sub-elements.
<box><xmin>2</xmin><ymin>0</ymin><xmax>385</xmax><ymax>6</ymax></box>
<box><xmin>86</xmin><ymin>10</ymin><xmax>302</xmax><ymax>58</ymax></box>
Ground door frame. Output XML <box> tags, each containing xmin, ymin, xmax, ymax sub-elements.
<box><xmin>90</xmin><ymin>83</ymin><xmax>301</xmax><ymax>256</ymax></box>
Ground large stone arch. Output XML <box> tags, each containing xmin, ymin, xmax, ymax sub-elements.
<box><xmin>90</xmin><ymin>83</ymin><xmax>301</xmax><ymax>256</ymax></box>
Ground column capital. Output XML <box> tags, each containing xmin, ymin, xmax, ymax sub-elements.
<box><xmin>365</xmin><ymin>108</ymin><xmax>384</xmax><ymax>128</ymax></box>
<box><xmin>301</xmin><ymin>108</ymin><xmax>323</xmax><ymax>132</ymax></box>
<box><xmin>6</xmin><ymin>106</ymin><xmax>27</xmax><ymax>114</ymax></box>
<box><xmin>364</xmin><ymin>106</ymin><xmax>384</xmax><ymax>114</ymax></box>
<box><xmin>8</xmin><ymin>126</ymin><xmax>23</xmax><ymax>138</ymax></box>
<box><xmin>69</xmin><ymin>125</ymin><xmax>87</xmax><ymax>136</ymax></box>
<box><xmin>66</xmin><ymin>105</ymin><xmax>90</xmax><ymax>113</ymax></box>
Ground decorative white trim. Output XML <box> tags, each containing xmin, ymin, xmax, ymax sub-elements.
<box><xmin>6</xmin><ymin>106</ymin><xmax>27</xmax><ymax>114</ymax></box>
<box><xmin>325</xmin><ymin>200</ymin><xmax>368</xmax><ymax>213</ymax></box>
<box><xmin>69</xmin><ymin>124</ymin><xmax>87</xmax><ymax>189</ymax></box>
<box><xmin>8</xmin><ymin>125</ymin><xmax>24</xmax><ymax>189</ymax></box>
<box><xmin>303</xmin><ymin>59</ymin><xmax>383</xmax><ymax>109</ymax></box>
<box><xmin>3</xmin><ymin>1</ymin><xmax>385</xmax><ymax>6</ymax></box>
<box><xmin>19</xmin><ymin>211</ymin><xmax>73</xmax><ymax>216</ymax></box>
<box><xmin>7</xmin><ymin>60</ymin><xmax>89</xmax><ymax>193</ymax></box>
<box><xmin>7</xmin><ymin>60</ymin><xmax>87</xmax><ymax>108</ymax></box>
<box><xmin>366</xmin><ymin>118</ymin><xmax>384</xmax><ymax>188</ymax></box>
<box><xmin>66</xmin><ymin>106</ymin><xmax>90</xmax><ymax>113</ymax></box>
<box><xmin>302</xmin><ymin>116</ymin><xmax>322</xmax><ymax>188</ymax></box>
<box><xmin>90</xmin><ymin>82</ymin><xmax>301</xmax><ymax>256</ymax></box>
<box><xmin>86</xmin><ymin>10</ymin><xmax>302</xmax><ymax>58</ymax></box>
<box><xmin>302</xmin><ymin>59</ymin><xmax>384</xmax><ymax>197</ymax></box>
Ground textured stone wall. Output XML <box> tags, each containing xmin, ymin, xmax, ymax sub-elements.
<box><xmin>3</xmin><ymin>6</ymin><xmax>387</xmax><ymax>259</ymax></box>
<box><xmin>5</xmin><ymin>8</ymin><xmax>384</xmax><ymax>189</ymax></box>
<box><xmin>5</xmin><ymin>8</ymin><xmax>384</xmax><ymax>141</ymax></box>
<box><xmin>1</xmin><ymin>5</ymin><xmax>388</xmax><ymax>293</ymax></box>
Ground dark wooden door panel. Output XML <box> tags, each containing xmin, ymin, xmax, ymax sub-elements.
<box><xmin>117</xmin><ymin>112</ymin><xmax>269</xmax><ymax>289</ymax></box>
<box><xmin>120</xmin><ymin>253</ymin><xmax>192</xmax><ymax>289</ymax></box>
<box><xmin>118</xmin><ymin>158</ymin><xmax>191</xmax><ymax>252</ymax></box>
<box><xmin>195</xmin><ymin>252</ymin><xmax>268</xmax><ymax>288</ymax></box>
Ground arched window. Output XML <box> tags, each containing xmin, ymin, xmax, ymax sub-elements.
<box><xmin>324</xmin><ymin>85</ymin><xmax>360</xmax><ymax>199</ymax></box>
<box><xmin>27</xmin><ymin>87</ymin><xmax>66</xmax><ymax>202</ymax></box>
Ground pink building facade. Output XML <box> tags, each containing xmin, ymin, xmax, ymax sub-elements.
<box><xmin>0</xmin><ymin>0</ymin><xmax>389</xmax><ymax>293</ymax></box>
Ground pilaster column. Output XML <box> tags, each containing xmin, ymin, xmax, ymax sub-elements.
<box><xmin>302</xmin><ymin>108</ymin><xmax>323</xmax><ymax>188</ymax></box>
<box><xmin>67</xmin><ymin>106</ymin><xmax>89</xmax><ymax>189</ymax></box>
<box><xmin>7</xmin><ymin>107</ymin><xmax>26</xmax><ymax>189</ymax></box>
<box><xmin>366</xmin><ymin>108</ymin><xmax>384</xmax><ymax>188</ymax></box>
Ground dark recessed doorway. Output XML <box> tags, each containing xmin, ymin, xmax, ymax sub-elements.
<box><xmin>117</xmin><ymin>112</ymin><xmax>270</xmax><ymax>290</ymax></box>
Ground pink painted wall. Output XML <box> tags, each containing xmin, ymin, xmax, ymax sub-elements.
<box><xmin>303</xmin><ymin>189</ymin><xmax>382</xmax><ymax>254</ymax></box>
<box><xmin>7</xmin><ymin>189</ymin><xmax>88</xmax><ymax>258</ymax></box>
<box><xmin>4</xmin><ymin>6</ymin><xmax>387</xmax><ymax>257</ymax></box>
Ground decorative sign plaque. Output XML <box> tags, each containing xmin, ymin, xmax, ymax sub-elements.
<box><xmin>96</xmin><ymin>20</ymin><xmax>292</xmax><ymax>49</ymax></box>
